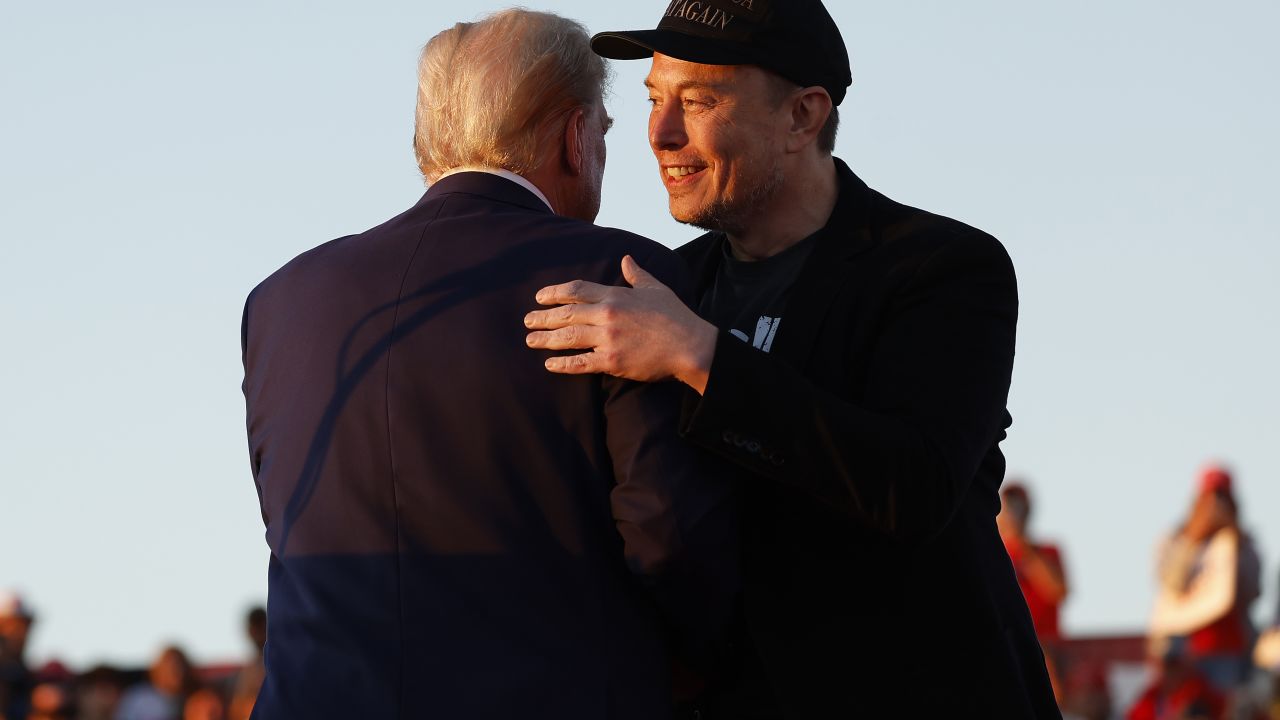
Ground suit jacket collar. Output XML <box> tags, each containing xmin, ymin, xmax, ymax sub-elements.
<box><xmin>680</xmin><ymin>157</ymin><xmax>877</xmax><ymax>369</ymax></box>
<box><xmin>421</xmin><ymin>171</ymin><xmax>556</xmax><ymax>215</ymax></box>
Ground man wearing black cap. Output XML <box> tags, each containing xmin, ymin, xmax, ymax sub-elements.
<box><xmin>525</xmin><ymin>0</ymin><xmax>1060</xmax><ymax>717</ymax></box>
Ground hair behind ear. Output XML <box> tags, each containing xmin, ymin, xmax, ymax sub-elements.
<box><xmin>818</xmin><ymin>106</ymin><xmax>839</xmax><ymax>153</ymax></box>
<box><xmin>766</xmin><ymin>72</ymin><xmax>839</xmax><ymax>154</ymax></box>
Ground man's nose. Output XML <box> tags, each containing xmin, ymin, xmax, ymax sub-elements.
<box><xmin>649</xmin><ymin>103</ymin><xmax>688</xmax><ymax>152</ymax></box>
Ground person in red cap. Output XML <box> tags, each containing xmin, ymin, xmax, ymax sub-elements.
<box><xmin>1149</xmin><ymin>464</ymin><xmax>1262</xmax><ymax>701</ymax></box>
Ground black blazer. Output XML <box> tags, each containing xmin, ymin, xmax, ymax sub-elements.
<box><xmin>241</xmin><ymin>173</ymin><xmax>739</xmax><ymax>720</ymax></box>
<box><xmin>678</xmin><ymin>159</ymin><xmax>1061</xmax><ymax>718</ymax></box>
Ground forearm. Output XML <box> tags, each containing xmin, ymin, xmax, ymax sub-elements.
<box><xmin>1021</xmin><ymin>549</ymin><xmax>1069</xmax><ymax>603</ymax></box>
<box><xmin>1151</xmin><ymin>584</ymin><xmax>1234</xmax><ymax>636</ymax></box>
<box><xmin>1151</xmin><ymin>536</ymin><xmax>1238</xmax><ymax>635</ymax></box>
<box><xmin>674</xmin><ymin>318</ymin><xmax>718</xmax><ymax>396</ymax></box>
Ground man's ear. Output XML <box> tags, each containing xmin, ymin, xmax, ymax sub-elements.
<box><xmin>562</xmin><ymin>108</ymin><xmax>587</xmax><ymax>176</ymax></box>
<box><xmin>785</xmin><ymin>88</ymin><xmax>833</xmax><ymax>153</ymax></box>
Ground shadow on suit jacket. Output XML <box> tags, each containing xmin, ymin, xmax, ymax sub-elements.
<box><xmin>241</xmin><ymin>173</ymin><xmax>739</xmax><ymax>720</ymax></box>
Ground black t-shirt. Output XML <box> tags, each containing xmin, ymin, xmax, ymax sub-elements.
<box><xmin>697</xmin><ymin>233</ymin><xmax>819</xmax><ymax>354</ymax></box>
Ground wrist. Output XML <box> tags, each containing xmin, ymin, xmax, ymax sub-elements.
<box><xmin>676</xmin><ymin>321</ymin><xmax>718</xmax><ymax>395</ymax></box>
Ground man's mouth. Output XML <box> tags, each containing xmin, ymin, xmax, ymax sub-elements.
<box><xmin>663</xmin><ymin>165</ymin><xmax>707</xmax><ymax>186</ymax></box>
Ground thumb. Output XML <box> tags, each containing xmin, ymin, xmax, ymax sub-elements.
<box><xmin>621</xmin><ymin>255</ymin><xmax>663</xmax><ymax>290</ymax></box>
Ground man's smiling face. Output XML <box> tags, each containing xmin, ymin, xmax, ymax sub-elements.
<box><xmin>645</xmin><ymin>53</ymin><xmax>790</xmax><ymax>235</ymax></box>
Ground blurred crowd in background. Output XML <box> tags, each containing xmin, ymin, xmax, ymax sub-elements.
<box><xmin>0</xmin><ymin>607</ymin><xmax>263</xmax><ymax>720</ymax></box>
<box><xmin>3</xmin><ymin>463</ymin><xmax>1278</xmax><ymax>720</ymax></box>
<box><xmin>1003</xmin><ymin>464</ymin><xmax>1280</xmax><ymax>720</ymax></box>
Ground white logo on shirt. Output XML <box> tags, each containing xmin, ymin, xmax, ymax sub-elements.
<box><xmin>730</xmin><ymin>316</ymin><xmax>781</xmax><ymax>353</ymax></box>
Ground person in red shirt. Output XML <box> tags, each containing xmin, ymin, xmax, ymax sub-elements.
<box><xmin>999</xmin><ymin>482</ymin><xmax>1070</xmax><ymax>700</ymax></box>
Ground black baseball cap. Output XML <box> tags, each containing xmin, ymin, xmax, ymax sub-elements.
<box><xmin>591</xmin><ymin>0</ymin><xmax>852</xmax><ymax>106</ymax></box>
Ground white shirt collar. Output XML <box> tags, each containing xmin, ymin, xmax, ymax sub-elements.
<box><xmin>436</xmin><ymin>167</ymin><xmax>554</xmax><ymax>213</ymax></box>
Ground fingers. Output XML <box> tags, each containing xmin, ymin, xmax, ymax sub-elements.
<box><xmin>535</xmin><ymin>279</ymin><xmax>610</xmax><ymax>306</ymax></box>
<box><xmin>525</xmin><ymin>324</ymin><xmax>604</xmax><ymax>351</ymax></box>
<box><xmin>621</xmin><ymin>255</ymin><xmax>664</xmax><ymax>290</ymax></box>
<box><xmin>523</xmin><ymin>303</ymin><xmax>575</xmax><ymax>331</ymax></box>
<box><xmin>542</xmin><ymin>351</ymin><xmax>603</xmax><ymax>375</ymax></box>
<box><xmin>524</xmin><ymin>301</ymin><xmax>615</xmax><ymax>331</ymax></box>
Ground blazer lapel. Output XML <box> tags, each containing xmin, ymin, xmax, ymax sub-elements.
<box><xmin>769</xmin><ymin>159</ymin><xmax>878</xmax><ymax>371</ymax></box>
<box><xmin>677</xmin><ymin>232</ymin><xmax>727</xmax><ymax>305</ymax></box>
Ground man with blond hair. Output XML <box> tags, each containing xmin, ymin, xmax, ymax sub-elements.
<box><xmin>241</xmin><ymin>10</ymin><xmax>737</xmax><ymax>719</ymax></box>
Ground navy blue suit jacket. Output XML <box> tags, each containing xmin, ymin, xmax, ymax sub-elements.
<box><xmin>241</xmin><ymin>173</ymin><xmax>739</xmax><ymax>719</ymax></box>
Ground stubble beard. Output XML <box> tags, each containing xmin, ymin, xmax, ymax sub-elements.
<box><xmin>674</xmin><ymin>162</ymin><xmax>785</xmax><ymax>237</ymax></box>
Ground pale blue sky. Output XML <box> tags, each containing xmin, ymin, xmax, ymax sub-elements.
<box><xmin>2</xmin><ymin>1</ymin><xmax>1277</xmax><ymax>667</ymax></box>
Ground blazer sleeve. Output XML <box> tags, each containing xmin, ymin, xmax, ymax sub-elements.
<box><xmin>679</xmin><ymin>231</ymin><xmax>1018</xmax><ymax>543</ymax></box>
<box><xmin>603</xmin><ymin>245</ymin><xmax>741</xmax><ymax>663</ymax></box>
<box><xmin>240</xmin><ymin>286</ymin><xmax>272</xmax><ymax>527</ymax></box>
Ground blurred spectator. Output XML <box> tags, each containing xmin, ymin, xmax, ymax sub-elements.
<box><xmin>180</xmin><ymin>690</ymin><xmax>223</xmax><ymax>720</ymax></box>
<box><xmin>1258</xmin><ymin>571</ymin><xmax>1280</xmax><ymax>720</ymax></box>
<box><xmin>1150</xmin><ymin>465</ymin><xmax>1261</xmax><ymax>697</ymax></box>
<box><xmin>75</xmin><ymin>666</ymin><xmax>125</xmax><ymax>720</ymax></box>
<box><xmin>27</xmin><ymin>681</ymin><xmax>75</xmax><ymax>720</ymax></box>
<box><xmin>1</xmin><ymin>590</ymin><xmax>36</xmax><ymax>720</ymax></box>
<box><xmin>1127</xmin><ymin>635</ymin><xmax>1226</xmax><ymax>720</ymax></box>
<box><xmin>1258</xmin><ymin>628</ymin><xmax>1280</xmax><ymax>710</ymax></box>
<box><xmin>999</xmin><ymin>481</ymin><xmax>1071</xmax><ymax>699</ymax></box>
<box><xmin>32</xmin><ymin>665</ymin><xmax>72</xmax><ymax>687</ymax></box>
<box><xmin>225</xmin><ymin>608</ymin><xmax>263</xmax><ymax>720</ymax></box>
<box><xmin>113</xmin><ymin>647</ymin><xmax>197</xmax><ymax>720</ymax></box>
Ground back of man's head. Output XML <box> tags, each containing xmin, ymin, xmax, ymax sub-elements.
<box><xmin>414</xmin><ymin>9</ymin><xmax>608</xmax><ymax>183</ymax></box>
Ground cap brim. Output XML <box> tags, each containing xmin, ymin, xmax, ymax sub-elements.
<box><xmin>591</xmin><ymin>29</ymin><xmax>758</xmax><ymax>66</ymax></box>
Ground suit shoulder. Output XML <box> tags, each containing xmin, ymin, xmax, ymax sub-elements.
<box><xmin>868</xmin><ymin>190</ymin><xmax>1012</xmax><ymax>273</ymax></box>
<box><xmin>577</xmin><ymin>222</ymin><xmax>674</xmax><ymax>258</ymax></box>
<box><xmin>248</xmin><ymin>191</ymin><xmax>443</xmax><ymax>306</ymax></box>
<box><xmin>247</xmin><ymin>233</ymin><xmax>360</xmax><ymax>305</ymax></box>
<box><xmin>570</xmin><ymin>222</ymin><xmax>690</xmax><ymax>285</ymax></box>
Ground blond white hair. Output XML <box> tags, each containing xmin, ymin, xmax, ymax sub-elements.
<box><xmin>414</xmin><ymin>9</ymin><xmax>609</xmax><ymax>183</ymax></box>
